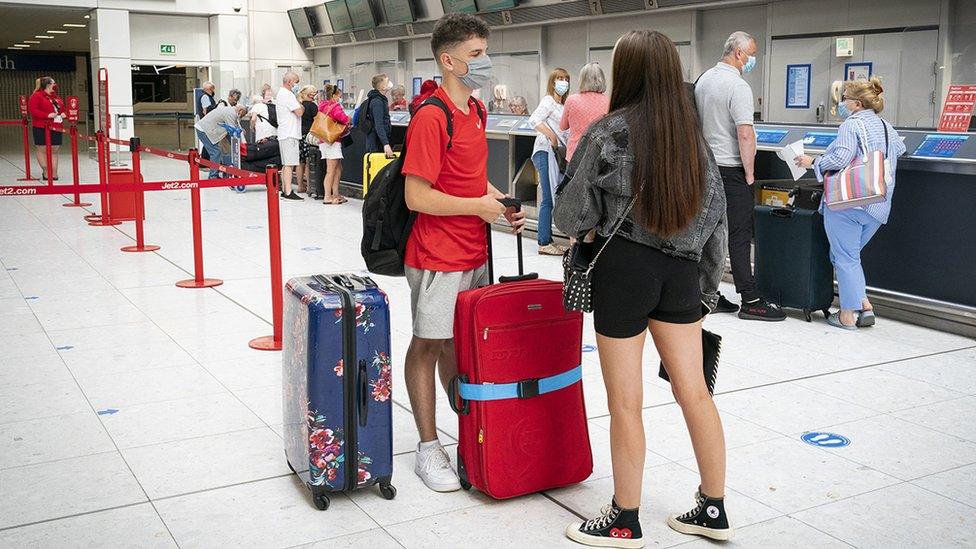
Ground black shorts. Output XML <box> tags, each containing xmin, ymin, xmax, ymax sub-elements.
<box><xmin>592</xmin><ymin>236</ymin><xmax>702</xmax><ymax>338</ymax></box>
<box><xmin>33</xmin><ymin>127</ymin><xmax>63</xmax><ymax>147</ymax></box>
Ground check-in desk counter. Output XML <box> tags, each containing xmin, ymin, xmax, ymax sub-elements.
<box><xmin>753</xmin><ymin>123</ymin><xmax>976</xmax><ymax>337</ymax></box>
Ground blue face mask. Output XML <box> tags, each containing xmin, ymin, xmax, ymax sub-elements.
<box><xmin>837</xmin><ymin>102</ymin><xmax>851</xmax><ymax>118</ymax></box>
<box><xmin>554</xmin><ymin>80</ymin><xmax>570</xmax><ymax>95</ymax></box>
<box><xmin>742</xmin><ymin>55</ymin><xmax>757</xmax><ymax>74</ymax></box>
<box><xmin>291</xmin><ymin>84</ymin><xmax>299</xmax><ymax>94</ymax></box>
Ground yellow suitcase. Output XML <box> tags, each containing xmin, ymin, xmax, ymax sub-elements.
<box><xmin>362</xmin><ymin>152</ymin><xmax>399</xmax><ymax>196</ymax></box>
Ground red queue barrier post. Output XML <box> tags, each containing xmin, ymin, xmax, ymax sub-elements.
<box><xmin>17</xmin><ymin>118</ymin><xmax>37</xmax><ymax>182</ymax></box>
<box><xmin>121</xmin><ymin>137</ymin><xmax>159</xmax><ymax>253</ymax></box>
<box><xmin>62</xmin><ymin>125</ymin><xmax>91</xmax><ymax>207</ymax></box>
<box><xmin>87</xmin><ymin>131</ymin><xmax>121</xmax><ymax>226</ymax></box>
<box><xmin>249</xmin><ymin>166</ymin><xmax>283</xmax><ymax>351</ymax></box>
<box><xmin>176</xmin><ymin>149</ymin><xmax>222</xmax><ymax>288</ymax></box>
<box><xmin>44</xmin><ymin>123</ymin><xmax>54</xmax><ymax>186</ymax></box>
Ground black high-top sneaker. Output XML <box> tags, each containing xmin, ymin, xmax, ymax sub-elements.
<box><xmin>565</xmin><ymin>498</ymin><xmax>644</xmax><ymax>548</ymax></box>
<box><xmin>667</xmin><ymin>489</ymin><xmax>733</xmax><ymax>541</ymax></box>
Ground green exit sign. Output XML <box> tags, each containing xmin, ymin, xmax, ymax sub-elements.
<box><xmin>160</xmin><ymin>44</ymin><xmax>176</xmax><ymax>56</ymax></box>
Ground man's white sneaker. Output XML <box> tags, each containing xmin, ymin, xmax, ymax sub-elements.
<box><xmin>414</xmin><ymin>442</ymin><xmax>461</xmax><ymax>492</ymax></box>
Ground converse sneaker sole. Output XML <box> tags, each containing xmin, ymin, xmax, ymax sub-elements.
<box><xmin>666</xmin><ymin>515</ymin><xmax>733</xmax><ymax>541</ymax></box>
<box><xmin>413</xmin><ymin>466</ymin><xmax>461</xmax><ymax>493</ymax></box>
<box><xmin>565</xmin><ymin>523</ymin><xmax>645</xmax><ymax>548</ymax></box>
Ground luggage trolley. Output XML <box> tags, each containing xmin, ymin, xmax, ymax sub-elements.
<box><xmin>220</xmin><ymin>124</ymin><xmax>247</xmax><ymax>193</ymax></box>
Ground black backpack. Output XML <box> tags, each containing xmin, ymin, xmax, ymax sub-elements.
<box><xmin>256</xmin><ymin>102</ymin><xmax>278</xmax><ymax>128</ymax></box>
<box><xmin>353</xmin><ymin>96</ymin><xmax>377</xmax><ymax>136</ymax></box>
<box><xmin>361</xmin><ymin>96</ymin><xmax>486</xmax><ymax>276</ymax></box>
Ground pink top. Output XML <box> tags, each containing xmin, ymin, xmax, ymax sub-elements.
<box><xmin>559</xmin><ymin>92</ymin><xmax>610</xmax><ymax>161</ymax></box>
<box><xmin>318</xmin><ymin>100</ymin><xmax>350</xmax><ymax>125</ymax></box>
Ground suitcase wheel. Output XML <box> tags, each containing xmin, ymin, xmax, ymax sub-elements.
<box><xmin>460</xmin><ymin>479</ymin><xmax>471</xmax><ymax>491</ymax></box>
<box><xmin>313</xmin><ymin>493</ymin><xmax>330</xmax><ymax>511</ymax></box>
<box><xmin>379</xmin><ymin>483</ymin><xmax>397</xmax><ymax>500</ymax></box>
<box><xmin>233</xmin><ymin>186</ymin><xmax>246</xmax><ymax>193</ymax></box>
<box><xmin>822</xmin><ymin>308</ymin><xmax>831</xmax><ymax>320</ymax></box>
<box><xmin>803</xmin><ymin>309</ymin><xmax>812</xmax><ymax>322</ymax></box>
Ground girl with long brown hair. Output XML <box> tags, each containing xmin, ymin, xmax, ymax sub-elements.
<box><xmin>555</xmin><ymin>30</ymin><xmax>731</xmax><ymax>547</ymax></box>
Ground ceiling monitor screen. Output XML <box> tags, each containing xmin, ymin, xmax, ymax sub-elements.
<box><xmin>442</xmin><ymin>0</ymin><xmax>478</xmax><ymax>14</ymax></box>
<box><xmin>346</xmin><ymin>0</ymin><xmax>376</xmax><ymax>29</ymax></box>
<box><xmin>382</xmin><ymin>0</ymin><xmax>415</xmax><ymax>24</ymax></box>
<box><xmin>475</xmin><ymin>0</ymin><xmax>517</xmax><ymax>11</ymax></box>
<box><xmin>307</xmin><ymin>5</ymin><xmax>329</xmax><ymax>35</ymax></box>
<box><xmin>325</xmin><ymin>0</ymin><xmax>354</xmax><ymax>33</ymax></box>
<box><xmin>288</xmin><ymin>8</ymin><xmax>314</xmax><ymax>39</ymax></box>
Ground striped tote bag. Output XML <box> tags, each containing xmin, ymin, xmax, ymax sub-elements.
<box><xmin>824</xmin><ymin>120</ymin><xmax>890</xmax><ymax>211</ymax></box>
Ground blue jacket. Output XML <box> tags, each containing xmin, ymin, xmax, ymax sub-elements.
<box><xmin>364</xmin><ymin>89</ymin><xmax>392</xmax><ymax>152</ymax></box>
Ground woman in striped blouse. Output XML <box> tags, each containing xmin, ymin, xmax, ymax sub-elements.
<box><xmin>794</xmin><ymin>77</ymin><xmax>906</xmax><ymax>330</ymax></box>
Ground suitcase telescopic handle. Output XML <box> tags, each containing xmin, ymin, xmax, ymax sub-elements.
<box><xmin>487</xmin><ymin>198</ymin><xmax>539</xmax><ymax>285</ymax></box>
<box><xmin>358</xmin><ymin>359</ymin><xmax>369</xmax><ymax>427</ymax></box>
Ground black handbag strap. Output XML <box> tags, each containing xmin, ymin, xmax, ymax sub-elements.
<box><xmin>582</xmin><ymin>189</ymin><xmax>641</xmax><ymax>275</ymax></box>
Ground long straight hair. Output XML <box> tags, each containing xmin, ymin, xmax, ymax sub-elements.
<box><xmin>610</xmin><ymin>30</ymin><xmax>704</xmax><ymax>237</ymax></box>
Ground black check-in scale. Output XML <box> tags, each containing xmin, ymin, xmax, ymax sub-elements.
<box><xmin>339</xmin><ymin>112</ymin><xmax>975</xmax><ymax>336</ymax></box>
<box><xmin>753</xmin><ymin>123</ymin><xmax>976</xmax><ymax>337</ymax></box>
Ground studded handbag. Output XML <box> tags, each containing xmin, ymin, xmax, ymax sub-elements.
<box><xmin>562</xmin><ymin>195</ymin><xmax>638</xmax><ymax>313</ymax></box>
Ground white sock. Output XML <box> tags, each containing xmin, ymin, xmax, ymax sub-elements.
<box><xmin>418</xmin><ymin>439</ymin><xmax>441</xmax><ymax>452</ymax></box>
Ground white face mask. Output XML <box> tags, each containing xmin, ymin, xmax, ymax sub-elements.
<box><xmin>554</xmin><ymin>80</ymin><xmax>570</xmax><ymax>95</ymax></box>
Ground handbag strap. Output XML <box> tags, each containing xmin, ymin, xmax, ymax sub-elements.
<box><xmin>583</xmin><ymin>190</ymin><xmax>641</xmax><ymax>275</ymax></box>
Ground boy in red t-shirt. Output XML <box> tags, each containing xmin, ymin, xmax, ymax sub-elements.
<box><xmin>402</xmin><ymin>13</ymin><xmax>524</xmax><ymax>493</ymax></box>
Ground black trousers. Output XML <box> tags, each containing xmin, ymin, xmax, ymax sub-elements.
<box><xmin>719</xmin><ymin>166</ymin><xmax>759</xmax><ymax>302</ymax></box>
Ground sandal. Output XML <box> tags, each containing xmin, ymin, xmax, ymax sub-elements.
<box><xmin>826</xmin><ymin>313</ymin><xmax>858</xmax><ymax>331</ymax></box>
<box><xmin>856</xmin><ymin>310</ymin><xmax>876</xmax><ymax>327</ymax></box>
<box><xmin>335</xmin><ymin>196</ymin><xmax>348</xmax><ymax>204</ymax></box>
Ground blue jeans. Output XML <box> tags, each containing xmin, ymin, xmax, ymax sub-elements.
<box><xmin>532</xmin><ymin>151</ymin><xmax>554</xmax><ymax>246</ymax></box>
<box><xmin>196</xmin><ymin>129</ymin><xmax>226</xmax><ymax>179</ymax></box>
<box><xmin>823</xmin><ymin>207</ymin><xmax>882</xmax><ymax>310</ymax></box>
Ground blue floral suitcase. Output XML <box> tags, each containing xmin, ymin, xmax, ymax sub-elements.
<box><xmin>283</xmin><ymin>273</ymin><xmax>396</xmax><ymax>510</ymax></box>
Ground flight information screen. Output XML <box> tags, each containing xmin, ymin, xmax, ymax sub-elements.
<box><xmin>913</xmin><ymin>134</ymin><xmax>969</xmax><ymax>158</ymax></box>
<box><xmin>757</xmin><ymin>129</ymin><xmax>789</xmax><ymax>145</ymax></box>
<box><xmin>802</xmin><ymin>131</ymin><xmax>837</xmax><ymax>148</ymax></box>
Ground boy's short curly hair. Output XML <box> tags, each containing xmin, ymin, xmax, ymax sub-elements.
<box><xmin>430</xmin><ymin>13</ymin><xmax>490</xmax><ymax>59</ymax></box>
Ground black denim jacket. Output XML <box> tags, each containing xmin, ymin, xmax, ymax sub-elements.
<box><xmin>553</xmin><ymin>111</ymin><xmax>728</xmax><ymax>309</ymax></box>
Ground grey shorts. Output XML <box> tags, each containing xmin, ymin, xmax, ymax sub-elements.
<box><xmin>279</xmin><ymin>137</ymin><xmax>300</xmax><ymax>166</ymax></box>
<box><xmin>405</xmin><ymin>264</ymin><xmax>489</xmax><ymax>339</ymax></box>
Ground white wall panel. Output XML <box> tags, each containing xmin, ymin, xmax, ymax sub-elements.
<box><xmin>699</xmin><ymin>5</ymin><xmax>767</xmax><ymax>111</ymax></box>
<box><xmin>130</xmin><ymin>14</ymin><xmax>210</xmax><ymax>63</ymax></box>
<box><xmin>588</xmin><ymin>11</ymin><xmax>693</xmax><ymax>47</ymax></box>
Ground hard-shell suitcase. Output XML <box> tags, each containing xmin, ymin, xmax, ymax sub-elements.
<box><xmin>362</xmin><ymin>152</ymin><xmax>399</xmax><ymax>196</ymax></box>
<box><xmin>449</xmin><ymin>205</ymin><xmax>592</xmax><ymax>499</ymax></box>
<box><xmin>754</xmin><ymin>205</ymin><xmax>834</xmax><ymax>321</ymax></box>
<box><xmin>309</xmin><ymin>157</ymin><xmax>326</xmax><ymax>198</ymax></box>
<box><xmin>283</xmin><ymin>273</ymin><xmax>397</xmax><ymax>510</ymax></box>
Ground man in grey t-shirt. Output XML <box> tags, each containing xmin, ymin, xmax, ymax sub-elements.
<box><xmin>695</xmin><ymin>31</ymin><xmax>785</xmax><ymax>321</ymax></box>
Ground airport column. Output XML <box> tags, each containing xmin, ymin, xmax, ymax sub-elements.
<box><xmin>208</xmin><ymin>14</ymin><xmax>251</xmax><ymax>98</ymax></box>
<box><xmin>89</xmin><ymin>8</ymin><xmax>134</xmax><ymax>145</ymax></box>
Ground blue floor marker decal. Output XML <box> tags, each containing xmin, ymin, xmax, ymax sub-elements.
<box><xmin>801</xmin><ymin>432</ymin><xmax>850</xmax><ymax>448</ymax></box>
<box><xmin>97</xmin><ymin>408</ymin><xmax>119</xmax><ymax>416</ymax></box>
<box><xmin>301</xmin><ymin>246</ymin><xmax>322</xmax><ymax>252</ymax></box>
<box><xmin>56</xmin><ymin>345</ymin><xmax>74</xmax><ymax>351</ymax></box>
<box><xmin>246</xmin><ymin>225</ymin><xmax>263</xmax><ymax>230</ymax></box>
<box><xmin>6</xmin><ymin>267</ymin><xmax>17</xmax><ymax>271</ymax></box>
<box><xmin>582</xmin><ymin>344</ymin><xmax>596</xmax><ymax>353</ymax></box>
<box><xmin>24</xmin><ymin>296</ymin><xmax>39</xmax><ymax>300</ymax></box>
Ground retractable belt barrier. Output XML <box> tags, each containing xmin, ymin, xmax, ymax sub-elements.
<box><xmin>1</xmin><ymin>124</ymin><xmax>284</xmax><ymax>352</ymax></box>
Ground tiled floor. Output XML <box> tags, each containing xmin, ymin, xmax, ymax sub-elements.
<box><xmin>1</xmin><ymin>141</ymin><xmax>975</xmax><ymax>548</ymax></box>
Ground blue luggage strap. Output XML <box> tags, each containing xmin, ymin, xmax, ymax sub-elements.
<box><xmin>457</xmin><ymin>365</ymin><xmax>582</xmax><ymax>402</ymax></box>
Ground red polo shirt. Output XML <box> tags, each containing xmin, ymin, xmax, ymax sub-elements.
<box><xmin>402</xmin><ymin>87</ymin><xmax>488</xmax><ymax>272</ymax></box>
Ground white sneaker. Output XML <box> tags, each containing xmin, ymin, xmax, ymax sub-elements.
<box><xmin>414</xmin><ymin>441</ymin><xmax>461</xmax><ymax>492</ymax></box>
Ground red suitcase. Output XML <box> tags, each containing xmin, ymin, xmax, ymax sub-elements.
<box><xmin>449</xmin><ymin>210</ymin><xmax>592</xmax><ymax>499</ymax></box>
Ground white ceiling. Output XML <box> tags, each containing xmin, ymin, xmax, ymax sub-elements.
<box><xmin>0</xmin><ymin>4</ymin><xmax>92</xmax><ymax>53</ymax></box>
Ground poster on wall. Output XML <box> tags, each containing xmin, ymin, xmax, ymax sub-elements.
<box><xmin>937</xmin><ymin>85</ymin><xmax>976</xmax><ymax>132</ymax></box>
<box><xmin>412</xmin><ymin>77</ymin><xmax>423</xmax><ymax>98</ymax></box>
<box><xmin>786</xmin><ymin>64</ymin><xmax>811</xmax><ymax>109</ymax></box>
<box><xmin>844</xmin><ymin>62</ymin><xmax>872</xmax><ymax>82</ymax></box>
